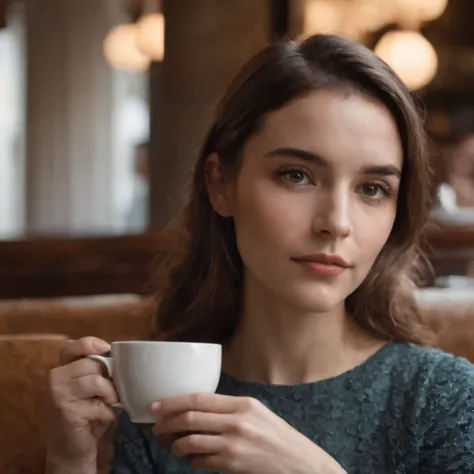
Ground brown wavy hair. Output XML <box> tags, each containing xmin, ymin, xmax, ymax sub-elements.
<box><xmin>153</xmin><ymin>34</ymin><xmax>435</xmax><ymax>345</ymax></box>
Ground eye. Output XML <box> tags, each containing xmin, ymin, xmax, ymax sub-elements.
<box><xmin>360</xmin><ymin>182</ymin><xmax>393</xmax><ymax>200</ymax></box>
<box><xmin>362</xmin><ymin>183</ymin><xmax>380</xmax><ymax>197</ymax></box>
<box><xmin>279</xmin><ymin>169</ymin><xmax>311</xmax><ymax>186</ymax></box>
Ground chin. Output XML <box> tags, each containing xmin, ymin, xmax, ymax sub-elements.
<box><xmin>281</xmin><ymin>283</ymin><xmax>347</xmax><ymax>314</ymax></box>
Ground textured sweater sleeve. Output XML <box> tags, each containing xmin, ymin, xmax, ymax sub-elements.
<box><xmin>109</xmin><ymin>412</ymin><xmax>157</xmax><ymax>474</ymax></box>
<box><xmin>420</xmin><ymin>355</ymin><xmax>474</xmax><ymax>474</ymax></box>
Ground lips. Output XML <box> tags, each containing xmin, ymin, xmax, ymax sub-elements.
<box><xmin>293</xmin><ymin>253</ymin><xmax>351</xmax><ymax>268</ymax></box>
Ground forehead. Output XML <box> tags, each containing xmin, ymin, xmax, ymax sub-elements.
<box><xmin>246</xmin><ymin>89</ymin><xmax>403</xmax><ymax>170</ymax></box>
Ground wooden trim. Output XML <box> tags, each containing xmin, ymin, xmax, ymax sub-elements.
<box><xmin>0</xmin><ymin>0</ymin><xmax>7</xmax><ymax>28</ymax></box>
<box><xmin>423</xmin><ymin>222</ymin><xmax>474</xmax><ymax>249</ymax></box>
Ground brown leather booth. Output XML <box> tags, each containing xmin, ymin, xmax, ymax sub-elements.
<box><xmin>0</xmin><ymin>334</ymin><xmax>67</xmax><ymax>474</ymax></box>
<box><xmin>417</xmin><ymin>289</ymin><xmax>474</xmax><ymax>363</ymax></box>
<box><xmin>0</xmin><ymin>294</ymin><xmax>156</xmax><ymax>342</ymax></box>
<box><xmin>0</xmin><ymin>292</ymin><xmax>473</xmax><ymax>474</ymax></box>
<box><xmin>0</xmin><ymin>295</ymin><xmax>156</xmax><ymax>474</ymax></box>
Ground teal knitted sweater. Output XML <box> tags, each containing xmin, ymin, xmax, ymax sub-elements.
<box><xmin>111</xmin><ymin>342</ymin><xmax>474</xmax><ymax>473</ymax></box>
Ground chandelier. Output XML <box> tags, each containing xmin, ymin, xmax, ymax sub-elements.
<box><xmin>375</xmin><ymin>30</ymin><xmax>438</xmax><ymax>90</ymax></box>
<box><xmin>302</xmin><ymin>0</ymin><xmax>449</xmax><ymax>90</ymax></box>
<box><xmin>103</xmin><ymin>0</ymin><xmax>164</xmax><ymax>72</ymax></box>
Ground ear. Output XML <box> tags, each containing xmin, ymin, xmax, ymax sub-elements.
<box><xmin>204</xmin><ymin>153</ymin><xmax>234</xmax><ymax>218</ymax></box>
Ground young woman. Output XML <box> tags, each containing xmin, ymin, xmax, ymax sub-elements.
<box><xmin>46</xmin><ymin>34</ymin><xmax>474</xmax><ymax>474</ymax></box>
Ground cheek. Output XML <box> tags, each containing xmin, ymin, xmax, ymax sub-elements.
<box><xmin>233</xmin><ymin>185</ymin><xmax>283</xmax><ymax>258</ymax></box>
<box><xmin>232</xmin><ymin>179</ymin><xmax>309</xmax><ymax>257</ymax></box>
<box><xmin>356</xmin><ymin>206</ymin><xmax>396</xmax><ymax>266</ymax></box>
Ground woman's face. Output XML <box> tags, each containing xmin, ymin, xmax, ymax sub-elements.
<box><xmin>223</xmin><ymin>89</ymin><xmax>403</xmax><ymax>313</ymax></box>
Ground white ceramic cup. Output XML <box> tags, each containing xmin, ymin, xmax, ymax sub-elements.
<box><xmin>88</xmin><ymin>341</ymin><xmax>222</xmax><ymax>423</ymax></box>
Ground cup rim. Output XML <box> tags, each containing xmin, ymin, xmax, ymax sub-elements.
<box><xmin>111</xmin><ymin>340</ymin><xmax>222</xmax><ymax>349</ymax></box>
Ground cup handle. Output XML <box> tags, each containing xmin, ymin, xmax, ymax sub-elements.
<box><xmin>87</xmin><ymin>355</ymin><xmax>122</xmax><ymax>409</ymax></box>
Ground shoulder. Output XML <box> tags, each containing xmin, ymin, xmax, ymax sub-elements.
<box><xmin>388</xmin><ymin>343</ymin><xmax>474</xmax><ymax>472</ymax></box>
<box><xmin>385</xmin><ymin>342</ymin><xmax>474</xmax><ymax>409</ymax></box>
<box><xmin>389</xmin><ymin>342</ymin><xmax>474</xmax><ymax>389</ymax></box>
<box><xmin>408</xmin><ymin>344</ymin><xmax>474</xmax><ymax>421</ymax></box>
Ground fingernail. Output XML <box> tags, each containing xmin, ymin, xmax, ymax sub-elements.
<box><xmin>150</xmin><ymin>401</ymin><xmax>162</xmax><ymax>412</ymax></box>
<box><xmin>95</xmin><ymin>341</ymin><xmax>111</xmax><ymax>351</ymax></box>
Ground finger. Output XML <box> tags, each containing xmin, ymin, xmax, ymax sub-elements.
<box><xmin>57</xmin><ymin>357</ymin><xmax>109</xmax><ymax>380</ymax></box>
<box><xmin>59</xmin><ymin>337</ymin><xmax>110</xmax><ymax>365</ymax></box>
<box><xmin>66</xmin><ymin>374</ymin><xmax>119</xmax><ymax>406</ymax></box>
<box><xmin>153</xmin><ymin>411</ymin><xmax>232</xmax><ymax>436</ymax></box>
<box><xmin>171</xmin><ymin>434</ymin><xmax>227</xmax><ymax>458</ymax></box>
<box><xmin>73</xmin><ymin>398</ymin><xmax>118</xmax><ymax>425</ymax></box>
<box><xmin>151</xmin><ymin>393</ymin><xmax>241</xmax><ymax>415</ymax></box>
<box><xmin>92</xmin><ymin>401</ymin><xmax>117</xmax><ymax>425</ymax></box>
<box><xmin>91</xmin><ymin>405</ymin><xmax>118</xmax><ymax>439</ymax></box>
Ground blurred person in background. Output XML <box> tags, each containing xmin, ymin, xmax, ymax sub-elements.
<box><xmin>126</xmin><ymin>141</ymin><xmax>150</xmax><ymax>231</ymax></box>
<box><xmin>46</xmin><ymin>34</ymin><xmax>474</xmax><ymax>474</ymax></box>
<box><xmin>430</xmin><ymin>108</ymin><xmax>474</xmax><ymax>210</ymax></box>
<box><xmin>444</xmin><ymin>133</ymin><xmax>474</xmax><ymax>208</ymax></box>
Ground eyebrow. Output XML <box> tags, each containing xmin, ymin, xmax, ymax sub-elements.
<box><xmin>266</xmin><ymin>147</ymin><xmax>402</xmax><ymax>179</ymax></box>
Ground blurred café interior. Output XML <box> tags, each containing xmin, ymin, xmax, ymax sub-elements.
<box><xmin>1</xmin><ymin>0</ymin><xmax>474</xmax><ymax>472</ymax></box>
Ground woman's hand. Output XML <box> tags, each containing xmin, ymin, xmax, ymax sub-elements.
<box><xmin>151</xmin><ymin>393</ymin><xmax>346</xmax><ymax>474</ymax></box>
<box><xmin>46</xmin><ymin>337</ymin><xmax>119</xmax><ymax>472</ymax></box>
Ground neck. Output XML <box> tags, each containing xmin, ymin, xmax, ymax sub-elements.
<box><xmin>223</xmin><ymin>275</ymin><xmax>386</xmax><ymax>385</ymax></box>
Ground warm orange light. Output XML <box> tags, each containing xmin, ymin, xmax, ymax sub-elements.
<box><xmin>136</xmin><ymin>12</ymin><xmax>165</xmax><ymax>62</ymax></box>
<box><xmin>303</xmin><ymin>0</ymin><xmax>342</xmax><ymax>37</ymax></box>
<box><xmin>352</xmin><ymin>0</ymin><xmax>397</xmax><ymax>32</ymax></box>
<box><xmin>396</xmin><ymin>0</ymin><xmax>448</xmax><ymax>26</ymax></box>
<box><xmin>375</xmin><ymin>30</ymin><xmax>438</xmax><ymax>90</ymax></box>
<box><xmin>103</xmin><ymin>24</ymin><xmax>150</xmax><ymax>72</ymax></box>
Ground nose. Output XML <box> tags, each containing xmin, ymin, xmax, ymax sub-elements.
<box><xmin>312</xmin><ymin>187</ymin><xmax>353</xmax><ymax>239</ymax></box>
